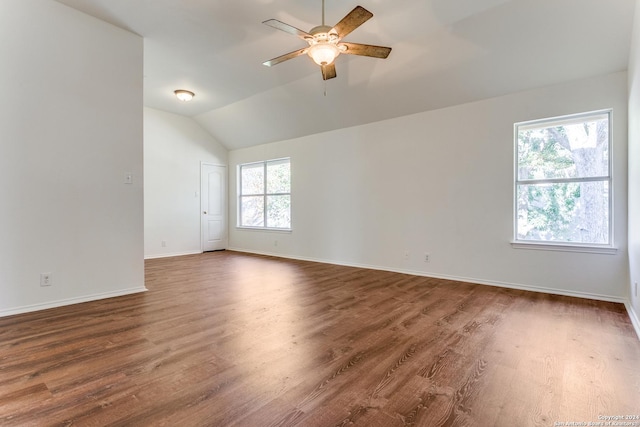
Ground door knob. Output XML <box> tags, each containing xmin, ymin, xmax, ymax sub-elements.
<box><xmin>203</xmin><ymin>211</ymin><xmax>207</xmax><ymax>214</ymax></box>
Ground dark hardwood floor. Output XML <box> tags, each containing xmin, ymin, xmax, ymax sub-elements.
<box><xmin>1</xmin><ymin>251</ymin><xmax>639</xmax><ymax>426</ymax></box>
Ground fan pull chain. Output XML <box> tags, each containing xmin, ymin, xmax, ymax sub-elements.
<box><xmin>324</xmin><ymin>80</ymin><xmax>327</xmax><ymax>97</ymax></box>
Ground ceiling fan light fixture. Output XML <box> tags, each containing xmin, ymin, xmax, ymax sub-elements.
<box><xmin>308</xmin><ymin>43</ymin><xmax>339</xmax><ymax>66</ymax></box>
<box><xmin>174</xmin><ymin>89</ymin><xmax>195</xmax><ymax>102</ymax></box>
<box><xmin>262</xmin><ymin>5</ymin><xmax>390</xmax><ymax>81</ymax></box>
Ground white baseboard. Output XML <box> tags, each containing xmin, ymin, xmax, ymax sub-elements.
<box><xmin>228</xmin><ymin>247</ymin><xmax>640</xmax><ymax>340</ymax></box>
<box><xmin>626</xmin><ymin>302</ymin><xmax>640</xmax><ymax>340</ymax></box>
<box><xmin>144</xmin><ymin>250</ymin><xmax>202</xmax><ymax>260</ymax></box>
<box><xmin>0</xmin><ymin>286</ymin><xmax>148</xmax><ymax>318</ymax></box>
<box><xmin>228</xmin><ymin>247</ymin><xmax>625</xmax><ymax>303</ymax></box>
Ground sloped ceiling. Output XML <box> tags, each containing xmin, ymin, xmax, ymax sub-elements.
<box><xmin>55</xmin><ymin>0</ymin><xmax>636</xmax><ymax>150</ymax></box>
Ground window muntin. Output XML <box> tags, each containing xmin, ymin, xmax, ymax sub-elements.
<box><xmin>514</xmin><ymin>111</ymin><xmax>612</xmax><ymax>247</ymax></box>
<box><xmin>239</xmin><ymin>158</ymin><xmax>291</xmax><ymax>230</ymax></box>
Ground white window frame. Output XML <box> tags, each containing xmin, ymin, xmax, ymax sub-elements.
<box><xmin>237</xmin><ymin>158</ymin><xmax>291</xmax><ymax>231</ymax></box>
<box><xmin>512</xmin><ymin>110</ymin><xmax>616</xmax><ymax>254</ymax></box>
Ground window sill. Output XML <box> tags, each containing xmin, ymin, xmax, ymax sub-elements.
<box><xmin>510</xmin><ymin>241</ymin><xmax>617</xmax><ymax>254</ymax></box>
<box><xmin>236</xmin><ymin>226</ymin><xmax>292</xmax><ymax>233</ymax></box>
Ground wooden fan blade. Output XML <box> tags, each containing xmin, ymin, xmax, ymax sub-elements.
<box><xmin>263</xmin><ymin>19</ymin><xmax>311</xmax><ymax>40</ymax></box>
<box><xmin>332</xmin><ymin>6</ymin><xmax>373</xmax><ymax>40</ymax></box>
<box><xmin>321</xmin><ymin>63</ymin><xmax>337</xmax><ymax>80</ymax></box>
<box><xmin>339</xmin><ymin>42</ymin><xmax>391</xmax><ymax>59</ymax></box>
<box><xmin>263</xmin><ymin>47</ymin><xmax>308</xmax><ymax>67</ymax></box>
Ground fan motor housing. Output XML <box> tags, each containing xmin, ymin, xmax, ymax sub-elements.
<box><xmin>308</xmin><ymin>25</ymin><xmax>338</xmax><ymax>44</ymax></box>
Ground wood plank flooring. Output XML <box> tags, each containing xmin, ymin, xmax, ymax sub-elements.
<box><xmin>1</xmin><ymin>251</ymin><xmax>639</xmax><ymax>426</ymax></box>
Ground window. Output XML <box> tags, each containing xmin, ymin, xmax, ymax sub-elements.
<box><xmin>514</xmin><ymin>110</ymin><xmax>612</xmax><ymax>250</ymax></box>
<box><xmin>238</xmin><ymin>158</ymin><xmax>291</xmax><ymax>230</ymax></box>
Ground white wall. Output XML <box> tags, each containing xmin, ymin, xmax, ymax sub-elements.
<box><xmin>144</xmin><ymin>107</ymin><xmax>227</xmax><ymax>258</ymax></box>
<box><xmin>0</xmin><ymin>0</ymin><xmax>145</xmax><ymax>316</ymax></box>
<box><xmin>229</xmin><ymin>72</ymin><xmax>629</xmax><ymax>301</ymax></box>
<box><xmin>628</xmin><ymin>0</ymin><xmax>640</xmax><ymax>330</ymax></box>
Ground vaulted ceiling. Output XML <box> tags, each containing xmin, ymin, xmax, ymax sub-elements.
<box><xmin>55</xmin><ymin>0</ymin><xmax>636</xmax><ymax>150</ymax></box>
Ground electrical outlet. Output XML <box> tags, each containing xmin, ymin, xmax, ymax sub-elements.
<box><xmin>424</xmin><ymin>253</ymin><xmax>431</xmax><ymax>263</ymax></box>
<box><xmin>40</xmin><ymin>273</ymin><xmax>52</xmax><ymax>287</ymax></box>
<box><xmin>403</xmin><ymin>250</ymin><xmax>410</xmax><ymax>260</ymax></box>
<box><xmin>635</xmin><ymin>282</ymin><xmax>638</xmax><ymax>298</ymax></box>
<box><xmin>161</xmin><ymin>240</ymin><xmax>166</xmax><ymax>247</ymax></box>
<box><xmin>274</xmin><ymin>240</ymin><xmax>278</xmax><ymax>247</ymax></box>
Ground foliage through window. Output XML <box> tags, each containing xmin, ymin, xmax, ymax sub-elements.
<box><xmin>515</xmin><ymin>111</ymin><xmax>612</xmax><ymax>246</ymax></box>
<box><xmin>239</xmin><ymin>158</ymin><xmax>291</xmax><ymax>229</ymax></box>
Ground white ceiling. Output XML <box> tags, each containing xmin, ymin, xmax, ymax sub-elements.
<box><xmin>55</xmin><ymin>0</ymin><xmax>636</xmax><ymax>150</ymax></box>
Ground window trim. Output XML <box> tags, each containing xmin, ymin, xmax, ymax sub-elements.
<box><xmin>237</xmin><ymin>157</ymin><xmax>291</xmax><ymax>231</ymax></box>
<box><xmin>509</xmin><ymin>241</ymin><xmax>617</xmax><ymax>254</ymax></box>
<box><xmin>512</xmin><ymin>109</ymin><xmax>615</xmax><ymax>252</ymax></box>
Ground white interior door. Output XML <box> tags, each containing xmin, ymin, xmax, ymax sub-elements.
<box><xmin>201</xmin><ymin>163</ymin><xmax>227</xmax><ymax>251</ymax></box>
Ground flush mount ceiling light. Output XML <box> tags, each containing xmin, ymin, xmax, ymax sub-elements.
<box><xmin>262</xmin><ymin>1</ymin><xmax>391</xmax><ymax>81</ymax></box>
<box><xmin>174</xmin><ymin>90</ymin><xmax>195</xmax><ymax>102</ymax></box>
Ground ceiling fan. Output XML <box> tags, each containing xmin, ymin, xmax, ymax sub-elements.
<box><xmin>262</xmin><ymin>1</ymin><xmax>392</xmax><ymax>80</ymax></box>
